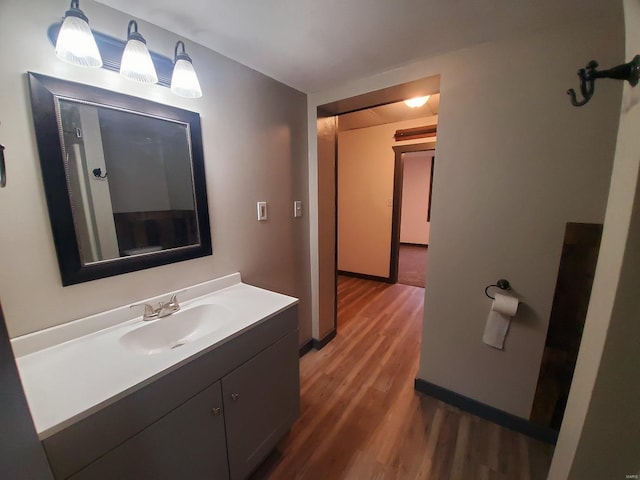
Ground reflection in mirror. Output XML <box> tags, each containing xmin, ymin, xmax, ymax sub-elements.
<box><xmin>28</xmin><ymin>73</ymin><xmax>211</xmax><ymax>285</ymax></box>
<box><xmin>58</xmin><ymin>100</ymin><xmax>199</xmax><ymax>265</ymax></box>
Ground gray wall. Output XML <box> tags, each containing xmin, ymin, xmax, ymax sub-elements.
<box><xmin>0</xmin><ymin>0</ymin><xmax>311</xmax><ymax>344</ymax></box>
<box><xmin>418</xmin><ymin>24</ymin><xmax>622</xmax><ymax>418</ymax></box>
<box><xmin>309</xmin><ymin>11</ymin><xmax>624</xmax><ymax>418</ymax></box>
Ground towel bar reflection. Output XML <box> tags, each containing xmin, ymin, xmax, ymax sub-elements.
<box><xmin>485</xmin><ymin>279</ymin><xmax>511</xmax><ymax>299</ymax></box>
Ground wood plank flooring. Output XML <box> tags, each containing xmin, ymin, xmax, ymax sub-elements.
<box><xmin>251</xmin><ymin>276</ymin><xmax>554</xmax><ymax>479</ymax></box>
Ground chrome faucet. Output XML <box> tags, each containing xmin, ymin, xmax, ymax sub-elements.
<box><xmin>130</xmin><ymin>289</ymin><xmax>187</xmax><ymax>321</ymax></box>
<box><xmin>129</xmin><ymin>302</ymin><xmax>159</xmax><ymax>321</ymax></box>
<box><xmin>157</xmin><ymin>292</ymin><xmax>182</xmax><ymax>318</ymax></box>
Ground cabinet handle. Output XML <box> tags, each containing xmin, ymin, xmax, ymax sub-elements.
<box><xmin>231</xmin><ymin>393</ymin><xmax>240</xmax><ymax>401</ymax></box>
<box><xmin>211</xmin><ymin>407</ymin><xmax>221</xmax><ymax>416</ymax></box>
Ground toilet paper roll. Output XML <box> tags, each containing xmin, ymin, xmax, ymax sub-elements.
<box><xmin>483</xmin><ymin>293</ymin><xmax>519</xmax><ymax>350</ymax></box>
<box><xmin>491</xmin><ymin>293</ymin><xmax>519</xmax><ymax>316</ymax></box>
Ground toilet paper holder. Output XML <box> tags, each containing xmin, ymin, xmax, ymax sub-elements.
<box><xmin>484</xmin><ymin>279</ymin><xmax>511</xmax><ymax>299</ymax></box>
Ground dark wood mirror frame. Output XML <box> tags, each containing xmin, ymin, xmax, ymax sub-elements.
<box><xmin>28</xmin><ymin>72</ymin><xmax>212</xmax><ymax>286</ymax></box>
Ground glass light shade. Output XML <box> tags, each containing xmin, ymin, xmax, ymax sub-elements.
<box><xmin>404</xmin><ymin>96</ymin><xmax>430</xmax><ymax>108</ymax></box>
<box><xmin>171</xmin><ymin>58</ymin><xmax>203</xmax><ymax>98</ymax></box>
<box><xmin>55</xmin><ymin>15</ymin><xmax>102</xmax><ymax>67</ymax></box>
<box><xmin>120</xmin><ymin>39</ymin><xmax>158</xmax><ymax>84</ymax></box>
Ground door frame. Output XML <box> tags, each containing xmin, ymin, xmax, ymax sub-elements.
<box><xmin>389</xmin><ymin>142</ymin><xmax>436</xmax><ymax>283</ymax></box>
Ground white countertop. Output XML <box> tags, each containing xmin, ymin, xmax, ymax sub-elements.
<box><xmin>11</xmin><ymin>274</ymin><xmax>297</xmax><ymax>439</ymax></box>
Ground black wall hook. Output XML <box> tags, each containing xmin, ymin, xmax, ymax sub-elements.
<box><xmin>92</xmin><ymin>167</ymin><xmax>107</xmax><ymax>179</ymax></box>
<box><xmin>568</xmin><ymin>55</ymin><xmax>640</xmax><ymax>107</ymax></box>
<box><xmin>485</xmin><ymin>279</ymin><xmax>511</xmax><ymax>300</ymax></box>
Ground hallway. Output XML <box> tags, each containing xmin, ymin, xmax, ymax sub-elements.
<box><xmin>252</xmin><ymin>276</ymin><xmax>554</xmax><ymax>479</ymax></box>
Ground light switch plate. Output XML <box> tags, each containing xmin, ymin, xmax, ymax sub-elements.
<box><xmin>257</xmin><ymin>201</ymin><xmax>268</xmax><ymax>221</ymax></box>
<box><xmin>293</xmin><ymin>200</ymin><xmax>303</xmax><ymax>217</ymax></box>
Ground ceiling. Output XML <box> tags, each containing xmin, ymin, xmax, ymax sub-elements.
<box><xmin>338</xmin><ymin>94</ymin><xmax>439</xmax><ymax>131</ymax></box>
<box><xmin>97</xmin><ymin>0</ymin><xmax>616</xmax><ymax>93</ymax></box>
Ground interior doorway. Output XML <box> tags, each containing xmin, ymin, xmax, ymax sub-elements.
<box><xmin>314</xmin><ymin>74</ymin><xmax>441</xmax><ymax>340</ymax></box>
<box><xmin>335</xmin><ymin>110</ymin><xmax>438</xmax><ymax>285</ymax></box>
<box><xmin>398</xmin><ymin>150</ymin><xmax>434</xmax><ymax>288</ymax></box>
<box><xmin>390</xmin><ymin>143</ymin><xmax>435</xmax><ymax>287</ymax></box>
<box><xmin>397</xmin><ymin>150</ymin><xmax>435</xmax><ymax>288</ymax></box>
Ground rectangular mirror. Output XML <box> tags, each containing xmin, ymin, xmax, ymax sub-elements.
<box><xmin>28</xmin><ymin>73</ymin><xmax>212</xmax><ymax>285</ymax></box>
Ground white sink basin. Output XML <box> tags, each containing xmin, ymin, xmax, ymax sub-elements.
<box><xmin>120</xmin><ymin>304</ymin><xmax>234</xmax><ymax>355</ymax></box>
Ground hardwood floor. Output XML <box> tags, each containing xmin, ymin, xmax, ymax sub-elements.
<box><xmin>251</xmin><ymin>276</ymin><xmax>554</xmax><ymax>479</ymax></box>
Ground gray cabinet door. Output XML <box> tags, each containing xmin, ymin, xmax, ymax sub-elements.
<box><xmin>222</xmin><ymin>331</ymin><xmax>300</xmax><ymax>480</ymax></box>
<box><xmin>70</xmin><ymin>381</ymin><xmax>229</xmax><ymax>480</ymax></box>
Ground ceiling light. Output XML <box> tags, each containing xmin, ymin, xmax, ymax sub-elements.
<box><xmin>404</xmin><ymin>96</ymin><xmax>430</xmax><ymax>108</ymax></box>
<box><xmin>120</xmin><ymin>20</ymin><xmax>158</xmax><ymax>84</ymax></box>
<box><xmin>171</xmin><ymin>41</ymin><xmax>203</xmax><ymax>98</ymax></box>
<box><xmin>55</xmin><ymin>0</ymin><xmax>102</xmax><ymax>68</ymax></box>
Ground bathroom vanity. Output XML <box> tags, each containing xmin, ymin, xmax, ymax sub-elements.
<box><xmin>11</xmin><ymin>274</ymin><xmax>300</xmax><ymax>480</ymax></box>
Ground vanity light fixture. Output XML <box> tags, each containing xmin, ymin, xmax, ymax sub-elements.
<box><xmin>120</xmin><ymin>20</ymin><xmax>158</xmax><ymax>84</ymax></box>
<box><xmin>404</xmin><ymin>96</ymin><xmax>430</xmax><ymax>108</ymax></box>
<box><xmin>55</xmin><ymin>0</ymin><xmax>102</xmax><ymax>68</ymax></box>
<box><xmin>171</xmin><ymin>41</ymin><xmax>203</xmax><ymax>98</ymax></box>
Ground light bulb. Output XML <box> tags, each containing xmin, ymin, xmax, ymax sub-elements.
<box><xmin>404</xmin><ymin>96</ymin><xmax>430</xmax><ymax>108</ymax></box>
<box><xmin>120</xmin><ymin>20</ymin><xmax>158</xmax><ymax>84</ymax></box>
<box><xmin>55</xmin><ymin>0</ymin><xmax>102</xmax><ymax>68</ymax></box>
<box><xmin>171</xmin><ymin>41</ymin><xmax>202</xmax><ymax>98</ymax></box>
